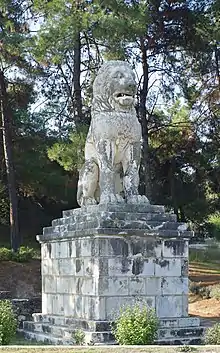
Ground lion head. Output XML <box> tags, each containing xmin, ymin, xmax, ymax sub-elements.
<box><xmin>92</xmin><ymin>60</ymin><xmax>137</xmax><ymax>113</ymax></box>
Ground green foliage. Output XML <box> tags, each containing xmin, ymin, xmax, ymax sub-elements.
<box><xmin>189</xmin><ymin>281</ymin><xmax>220</xmax><ymax>301</ymax></box>
<box><xmin>0</xmin><ymin>183</ymin><xmax>10</xmax><ymax>226</ymax></box>
<box><xmin>197</xmin><ymin>286</ymin><xmax>211</xmax><ymax>299</ymax></box>
<box><xmin>149</xmin><ymin>102</ymin><xmax>210</xmax><ymax>223</ymax></box>
<box><xmin>0</xmin><ymin>300</ymin><xmax>17</xmax><ymax>345</ymax></box>
<box><xmin>210</xmin><ymin>285</ymin><xmax>220</xmax><ymax>301</ymax></box>
<box><xmin>14</xmin><ymin>246</ymin><xmax>35</xmax><ymax>262</ymax></box>
<box><xmin>189</xmin><ymin>281</ymin><xmax>210</xmax><ymax>299</ymax></box>
<box><xmin>205</xmin><ymin>324</ymin><xmax>220</xmax><ymax>345</ymax></box>
<box><xmin>0</xmin><ymin>248</ymin><xmax>12</xmax><ymax>261</ymax></box>
<box><xmin>189</xmin><ymin>281</ymin><xmax>200</xmax><ymax>295</ymax></box>
<box><xmin>48</xmin><ymin>126</ymin><xmax>88</xmax><ymax>171</ymax></box>
<box><xmin>112</xmin><ymin>304</ymin><xmax>158</xmax><ymax>345</ymax></box>
<box><xmin>207</xmin><ymin>213</ymin><xmax>220</xmax><ymax>241</ymax></box>
<box><xmin>0</xmin><ymin>0</ymin><xmax>218</xmax><ymax>247</ymax></box>
<box><xmin>0</xmin><ymin>246</ymin><xmax>35</xmax><ymax>262</ymax></box>
<box><xmin>0</xmin><ymin>198</ymin><xmax>10</xmax><ymax>226</ymax></box>
<box><xmin>73</xmin><ymin>329</ymin><xmax>85</xmax><ymax>345</ymax></box>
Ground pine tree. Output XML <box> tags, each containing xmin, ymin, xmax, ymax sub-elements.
<box><xmin>0</xmin><ymin>0</ymin><xmax>33</xmax><ymax>250</ymax></box>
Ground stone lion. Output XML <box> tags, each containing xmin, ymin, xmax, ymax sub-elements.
<box><xmin>77</xmin><ymin>60</ymin><xmax>149</xmax><ymax>206</ymax></box>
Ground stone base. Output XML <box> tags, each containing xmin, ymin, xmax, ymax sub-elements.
<box><xmin>23</xmin><ymin>203</ymin><xmax>203</xmax><ymax>345</ymax></box>
<box><xmin>22</xmin><ymin>314</ymin><xmax>204</xmax><ymax>345</ymax></box>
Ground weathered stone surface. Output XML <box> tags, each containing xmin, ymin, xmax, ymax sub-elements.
<box><xmin>145</xmin><ymin>277</ymin><xmax>161</xmax><ymax>295</ymax></box>
<box><xmin>35</xmin><ymin>234</ymin><xmax>194</xmax><ymax>323</ymax></box>
<box><xmin>156</xmin><ymin>295</ymin><xmax>185</xmax><ymax>317</ymax></box>
<box><xmin>37</xmin><ymin>202</ymin><xmax>193</xmax><ymax>243</ymax></box>
<box><xmin>0</xmin><ymin>291</ymin><xmax>11</xmax><ymax>299</ymax></box>
<box><xmin>64</xmin><ymin>203</ymin><xmax>165</xmax><ymax>215</ymax></box>
<box><xmin>159</xmin><ymin>317</ymin><xmax>200</xmax><ymax>328</ymax></box>
<box><xmin>129</xmin><ymin>277</ymin><xmax>145</xmax><ymax>295</ymax></box>
<box><xmin>76</xmin><ymin>61</ymin><xmax>149</xmax><ymax>207</ymax></box>
<box><xmin>163</xmin><ymin>239</ymin><xmax>188</xmax><ymax>258</ymax></box>
<box><xmin>42</xmin><ymin>276</ymin><xmax>57</xmax><ymax>294</ymax></box>
<box><xmin>12</xmin><ymin>298</ymin><xmax>41</xmax><ymax>329</ymax></box>
<box><xmin>155</xmin><ymin>258</ymin><xmax>182</xmax><ymax>277</ymax></box>
<box><xmin>158</xmin><ymin>326</ymin><xmax>204</xmax><ymax>340</ymax></box>
<box><xmin>27</xmin><ymin>313</ymin><xmax>204</xmax><ymax>345</ymax></box>
<box><xmin>41</xmin><ymin>293</ymin><xmax>53</xmax><ymax>314</ymax></box>
<box><xmin>161</xmin><ymin>277</ymin><xmax>188</xmax><ymax>295</ymax></box>
<box><xmin>23</xmin><ymin>199</ymin><xmax>202</xmax><ymax>345</ymax></box>
<box><xmin>23</xmin><ymin>317</ymin><xmax>204</xmax><ymax>345</ymax></box>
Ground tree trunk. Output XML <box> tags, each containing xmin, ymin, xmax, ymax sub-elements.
<box><xmin>73</xmin><ymin>30</ymin><xmax>83</xmax><ymax>129</ymax></box>
<box><xmin>138</xmin><ymin>37</ymin><xmax>152</xmax><ymax>201</ymax></box>
<box><xmin>0</xmin><ymin>70</ymin><xmax>20</xmax><ymax>252</ymax></box>
<box><xmin>169</xmin><ymin>158</ymin><xmax>180</xmax><ymax>221</ymax></box>
<box><xmin>214</xmin><ymin>45</ymin><xmax>220</xmax><ymax>88</ymax></box>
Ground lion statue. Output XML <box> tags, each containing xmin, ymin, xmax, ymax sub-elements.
<box><xmin>77</xmin><ymin>60</ymin><xmax>149</xmax><ymax>206</ymax></box>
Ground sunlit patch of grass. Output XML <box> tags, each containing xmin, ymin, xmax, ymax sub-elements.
<box><xmin>189</xmin><ymin>247</ymin><xmax>220</xmax><ymax>264</ymax></box>
<box><xmin>190</xmin><ymin>262</ymin><xmax>220</xmax><ymax>274</ymax></box>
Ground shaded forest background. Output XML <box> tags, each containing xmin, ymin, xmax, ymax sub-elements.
<box><xmin>0</xmin><ymin>0</ymin><xmax>219</xmax><ymax>250</ymax></box>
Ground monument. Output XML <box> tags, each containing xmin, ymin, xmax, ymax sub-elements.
<box><xmin>22</xmin><ymin>61</ymin><xmax>204</xmax><ymax>345</ymax></box>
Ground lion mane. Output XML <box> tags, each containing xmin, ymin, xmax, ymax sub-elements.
<box><xmin>91</xmin><ymin>60</ymin><xmax>136</xmax><ymax>113</ymax></box>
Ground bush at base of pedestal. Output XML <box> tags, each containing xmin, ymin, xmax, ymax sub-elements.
<box><xmin>112</xmin><ymin>303</ymin><xmax>159</xmax><ymax>345</ymax></box>
<box><xmin>0</xmin><ymin>300</ymin><xmax>17</xmax><ymax>345</ymax></box>
<box><xmin>205</xmin><ymin>323</ymin><xmax>220</xmax><ymax>344</ymax></box>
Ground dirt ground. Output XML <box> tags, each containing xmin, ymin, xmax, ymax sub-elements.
<box><xmin>189</xmin><ymin>262</ymin><xmax>220</xmax><ymax>286</ymax></box>
<box><xmin>0</xmin><ymin>260</ymin><xmax>41</xmax><ymax>298</ymax></box>
<box><xmin>189</xmin><ymin>262</ymin><xmax>220</xmax><ymax>320</ymax></box>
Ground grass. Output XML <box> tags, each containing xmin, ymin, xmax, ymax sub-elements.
<box><xmin>190</xmin><ymin>262</ymin><xmax>220</xmax><ymax>274</ymax></box>
<box><xmin>10</xmin><ymin>334</ymin><xmax>48</xmax><ymax>346</ymax></box>
<box><xmin>189</xmin><ymin>246</ymin><xmax>220</xmax><ymax>274</ymax></box>
<box><xmin>3</xmin><ymin>347</ymin><xmax>220</xmax><ymax>353</ymax></box>
<box><xmin>189</xmin><ymin>246</ymin><xmax>220</xmax><ymax>264</ymax></box>
<box><xmin>189</xmin><ymin>247</ymin><xmax>220</xmax><ymax>288</ymax></box>
<box><xmin>189</xmin><ymin>247</ymin><xmax>220</xmax><ymax>276</ymax></box>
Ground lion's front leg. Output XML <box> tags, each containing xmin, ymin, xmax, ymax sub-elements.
<box><xmin>97</xmin><ymin>140</ymin><xmax>124</xmax><ymax>204</ymax></box>
<box><xmin>123</xmin><ymin>142</ymin><xmax>149</xmax><ymax>204</ymax></box>
<box><xmin>77</xmin><ymin>159</ymin><xmax>99</xmax><ymax>206</ymax></box>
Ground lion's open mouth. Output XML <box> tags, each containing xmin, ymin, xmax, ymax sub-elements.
<box><xmin>112</xmin><ymin>91</ymin><xmax>135</xmax><ymax>108</ymax></box>
<box><xmin>115</xmin><ymin>93</ymin><xmax>134</xmax><ymax>98</ymax></box>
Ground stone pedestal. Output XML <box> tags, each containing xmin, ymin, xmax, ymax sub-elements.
<box><xmin>22</xmin><ymin>204</ymin><xmax>204</xmax><ymax>345</ymax></box>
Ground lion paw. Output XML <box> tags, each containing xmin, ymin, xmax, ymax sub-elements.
<box><xmin>100</xmin><ymin>193</ymin><xmax>124</xmax><ymax>204</ymax></box>
<box><xmin>115</xmin><ymin>194</ymin><xmax>125</xmax><ymax>203</ymax></box>
<box><xmin>127</xmin><ymin>195</ymin><xmax>149</xmax><ymax>204</ymax></box>
<box><xmin>81</xmin><ymin>197</ymin><xmax>97</xmax><ymax>206</ymax></box>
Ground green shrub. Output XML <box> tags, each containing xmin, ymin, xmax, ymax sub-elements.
<box><xmin>205</xmin><ymin>323</ymin><xmax>220</xmax><ymax>344</ymax></box>
<box><xmin>210</xmin><ymin>285</ymin><xmax>220</xmax><ymax>300</ymax></box>
<box><xmin>189</xmin><ymin>281</ymin><xmax>200</xmax><ymax>295</ymax></box>
<box><xmin>199</xmin><ymin>286</ymin><xmax>211</xmax><ymax>299</ymax></box>
<box><xmin>0</xmin><ymin>246</ymin><xmax>35</xmax><ymax>262</ymax></box>
<box><xmin>73</xmin><ymin>329</ymin><xmax>85</xmax><ymax>345</ymax></box>
<box><xmin>13</xmin><ymin>246</ymin><xmax>35</xmax><ymax>262</ymax></box>
<box><xmin>207</xmin><ymin>213</ymin><xmax>220</xmax><ymax>241</ymax></box>
<box><xmin>0</xmin><ymin>248</ymin><xmax>13</xmax><ymax>261</ymax></box>
<box><xmin>189</xmin><ymin>281</ymin><xmax>211</xmax><ymax>299</ymax></box>
<box><xmin>0</xmin><ymin>300</ymin><xmax>17</xmax><ymax>345</ymax></box>
<box><xmin>112</xmin><ymin>303</ymin><xmax>159</xmax><ymax>345</ymax></box>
